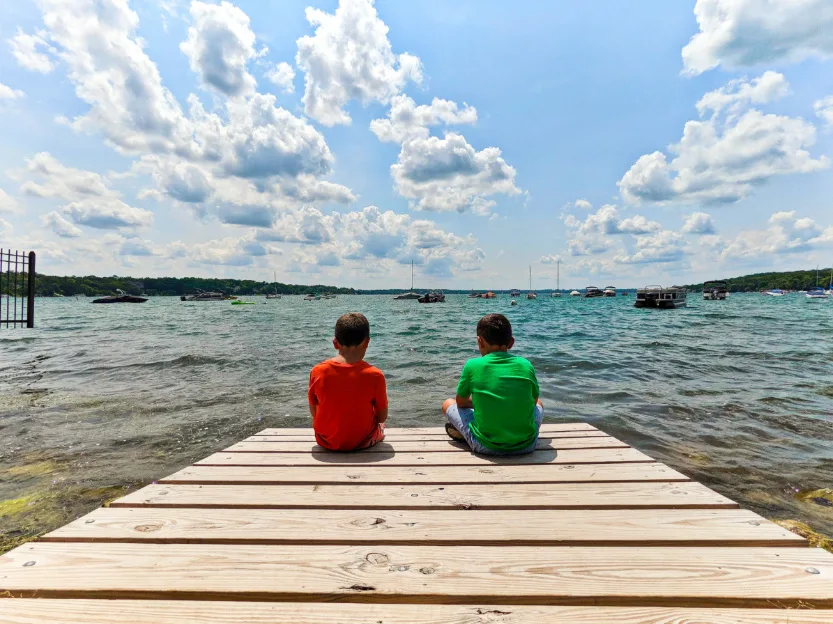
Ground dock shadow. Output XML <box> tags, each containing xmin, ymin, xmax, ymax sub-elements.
<box><xmin>310</xmin><ymin>443</ymin><xmax>397</xmax><ymax>464</ymax></box>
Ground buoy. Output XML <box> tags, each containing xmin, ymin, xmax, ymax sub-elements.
<box><xmin>510</xmin><ymin>299</ymin><xmax>517</xmax><ymax>306</ymax></box>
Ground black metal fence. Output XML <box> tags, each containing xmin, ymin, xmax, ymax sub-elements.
<box><xmin>0</xmin><ymin>249</ymin><xmax>35</xmax><ymax>328</ymax></box>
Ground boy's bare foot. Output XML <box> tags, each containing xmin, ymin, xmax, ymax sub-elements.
<box><xmin>445</xmin><ymin>422</ymin><xmax>466</xmax><ymax>442</ymax></box>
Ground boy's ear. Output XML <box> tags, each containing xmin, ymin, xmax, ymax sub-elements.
<box><xmin>332</xmin><ymin>337</ymin><xmax>340</xmax><ymax>350</ymax></box>
<box><xmin>476</xmin><ymin>335</ymin><xmax>485</xmax><ymax>349</ymax></box>
<box><xmin>507</xmin><ymin>336</ymin><xmax>515</xmax><ymax>349</ymax></box>
<box><xmin>361</xmin><ymin>336</ymin><xmax>370</xmax><ymax>348</ymax></box>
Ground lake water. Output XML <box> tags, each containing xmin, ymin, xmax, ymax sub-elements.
<box><xmin>2</xmin><ymin>293</ymin><xmax>832</xmax><ymax>548</ymax></box>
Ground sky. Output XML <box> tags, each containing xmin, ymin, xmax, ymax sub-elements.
<box><xmin>1</xmin><ymin>0</ymin><xmax>833</xmax><ymax>289</ymax></box>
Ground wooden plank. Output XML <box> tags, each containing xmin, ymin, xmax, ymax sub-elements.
<box><xmin>4</xmin><ymin>601</ymin><xmax>833</xmax><ymax>624</ymax></box>
<box><xmin>196</xmin><ymin>447</ymin><xmax>654</xmax><ymax>467</ymax></box>
<box><xmin>256</xmin><ymin>423</ymin><xmax>600</xmax><ymax>436</ymax></box>
<box><xmin>109</xmin><ymin>482</ymin><xmax>738</xmax><ymax>510</ymax></box>
<box><xmin>42</xmin><ymin>508</ymin><xmax>804</xmax><ymax>547</ymax></box>
<box><xmin>223</xmin><ymin>437</ymin><xmax>629</xmax><ymax>453</ymax></box>
<box><xmin>161</xmin><ymin>463</ymin><xmax>691</xmax><ymax>485</ymax></box>
<box><xmin>3</xmin><ymin>543</ymin><xmax>832</xmax><ymax>607</ymax></box>
<box><xmin>248</xmin><ymin>430</ymin><xmax>612</xmax><ymax>442</ymax></box>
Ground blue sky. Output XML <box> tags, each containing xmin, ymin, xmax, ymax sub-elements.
<box><xmin>1</xmin><ymin>0</ymin><xmax>833</xmax><ymax>289</ymax></box>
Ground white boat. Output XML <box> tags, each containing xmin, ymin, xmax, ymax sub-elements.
<box><xmin>764</xmin><ymin>289</ymin><xmax>785</xmax><ymax>297</ymax></box>
<box><xmin>570</xmin><ymin>290</ymin><xmax>580</xmax><ymax>296</ymax></box>
<box><xmin>266</xmin><ymin>271</ymin><xmax>281</xmax><ymax>299</ymax></box>
<box><xmin>551</xmin><ymin>259</ymin><xmax>562</xmax><ymax>297</ymax></box>
<box><xmin>394</xmin><ymin>260</ymin><xmax>421</xmax><ymax>300</ymax></box>
<box><xmin>509</xmin><ymin>289</ymin><xmax>521</xmax><ymax>297</ymax></box>
<box><xmin>303</xmin><ymin>294</ymin><xmax>320</xmax><ymax>301</ymax></box>
<box><xmin>526</xmin><ymin>266</ymin><xmax>537</xmax><ymax>299</ymax></box>
<box><xmin>603</xmin><ymin>286</ymin><xmax>616</xmax><ymax>297</ymax></box>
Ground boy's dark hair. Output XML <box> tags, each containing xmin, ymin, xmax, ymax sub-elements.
<box><xmin>335</xmin><ymin>312</ymin><xmax>370</xmax><ymax>347</ymax></box>
<box><xmin>477</xmin><ymin>313</ymin><xmax>512</xmax><ymax>346</ymax></box>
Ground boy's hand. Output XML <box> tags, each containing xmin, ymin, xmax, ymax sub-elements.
<box><xmin>455</xmin><ymin>394</ymin><xmax>473</xmax><ymax>409</ymax></box>
<box><xmin>376</xmin><ymin>407</ymin><xmax>389</xmax><ymax>424</ymax></box>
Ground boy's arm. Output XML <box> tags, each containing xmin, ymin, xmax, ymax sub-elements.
<box><xmin>455</xmin><ymin>361</ymin><xmax>473</xmax><ymax>409</ymax></box>
<box><xmin>307</xmin><ymin>369</ymin><xmax>318</xmax><ymax>420</ymax></box>
<box><xmin>374</xmin><ymin>373</ymin><xmax>389</xmax><ymax>424</ymax></box>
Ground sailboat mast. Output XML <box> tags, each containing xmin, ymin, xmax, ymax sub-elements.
<box><xmin>411</xmin><ymin>259</ymin><xmax>414</xmax><ymax>291</ymax></box>
<box><xmin>529</xmin><ymin>265</ymin><xmax>532</xmax><ymax>291</ymax></box>
<box><xmin>557</xmin><ymin>259</ymin><xmax>560</xmax><ymax>292</ymax></box>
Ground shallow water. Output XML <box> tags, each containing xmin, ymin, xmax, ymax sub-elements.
<box><xmin>2</xmin><ymin>293</ymin><xmax>833</xmax><ymax>547</ymax></box>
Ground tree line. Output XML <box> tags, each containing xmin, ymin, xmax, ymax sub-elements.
<box><xmin>684</xmin><ymin>268</ymin><xmax>833</xmax><ymax>292</ymax></box>
<box><xmin>15</xmin><ymin>274</ymin><xmax>357</xmax><ymax>297</ymax></box>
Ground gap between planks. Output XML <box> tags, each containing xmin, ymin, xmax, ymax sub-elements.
<box><xmin>107</xmin><ymin>482</ymin><xmax>739</xmax><ymax>510</ymax></box>
<box><xmin>160</xmin><ymin>462</ymin><xmax>691</xmax><ymax>485</ymax></box>
<box><xmin>195</xmin><ymin>447</ymin><xmax>654</xmax><ymax>467</ymax></box>
<box><xmin>40</xmin><ymin>507</ymin><xmax>805</xmax><ymax>548</ymax></box>
<box><xmin>222</xmin><ymin>437</ymin><xmax>629</xmax><ymax>453</ymax></box>
<box><xmin>255</xmin><ymin>423</ymin><xmax>600</xmax><ymax>436</ymax></box>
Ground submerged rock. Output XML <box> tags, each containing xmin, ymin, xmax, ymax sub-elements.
<box><xmin>776</xmin><ymin>520</ymin><xmax>833</xmax><ymax>553</ymax></box>
<box><xmin>795</xmin><ymin>488</ymin><xmax>833</xmax><ymax>508</ymax></box>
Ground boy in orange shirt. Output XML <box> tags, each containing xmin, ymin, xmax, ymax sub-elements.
<box><xmin>308</xmin><ymin>312</ymin><xmax>388</xmax><ymax>451</ymax></box>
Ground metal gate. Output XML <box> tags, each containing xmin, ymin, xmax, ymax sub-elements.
<box><xmin>0</xmin><ymin>249</ymin><xmax>35</xmax><ymax>328</ymax></box>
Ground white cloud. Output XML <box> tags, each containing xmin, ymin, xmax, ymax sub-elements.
<box><xmin>0</xmin><ymin>82</ymin><xmax>24</xmax><ymax>100</ymax></box>
<box><xmin>0</xmin><ymin>188</ymin><xmax>19</xmax><ymax>214</ymax></box>
<box><xmin>19</xmin><ymin>152</ymin><xmax>117</xmax><ymax>200</ymax></box>
<box><xmin>120</xmin><ymin>238</ymin><xmax>156</xmax><ymax>256</ymax></box>
<box><xmin>718</xmin><ymin>210</ymin><xmax>833</xmax><ymax>260</ymax></box>
<box><xmin>42</xmin><ymin>211</ymin><xmax>83</xmax><ymax>237</ymax></box>
<box><xmin>540</xmin><ymin>254</ymin><xmax>561</xmax><ymax>264</ymax></box>
<box><xmin>0</xmin><ymin>218</ymin><xmax>12</xmax><ymax>238</ymax></box>
<box><xmin>619</xmin><ymin>73</ymin><xmax>828</xmax><ymax>205</ymax></box>
<box><xmin>564</xmin><ymin>204</ymin><xmax>668</xmax><ymax>261</ymax></box>
<box><xmin>63</xmin><ymin>198</ymin><xmax>154</xmax><ymax>230</ymax></box>
<box><xmin>265</xmin><ymin>62</ymin><xmax>295</xmax><ymax>93</ymax></box>
<box><xmin>391</xmin><ymin>132</ymin><xmax>520</xmax><ymax>213</ymax></box>
<box><xmin>614</xmin><ymin>230</ymin><xmax>686</xmax><ymax>265</ymax></box>
<box><xmin>695</xmin><ymin>71</ymin><xmax>788</xmax><ymax>116</ymax></box>
<box><xmin>370</xmin><ymin>94</ymin><xmax>477</xmax><ymax>143</ymax></box>
<box><xmin>295</xmin><ymin>0</ymin><xmax>422</xmax><ymax>126</ymax></box>
<box><xmin>180</xmin><ymin>1</ymin><xmax>257</xmax><ymax>97</ymax></box>
<box><xmin>682</xmin><ymin>212</ymin><xmax>717</xmax><ymax>234</ymax></box>
<box><xmin>815</xmin><ymin>96</ymin><xmax>833</xmax><ymax>130</ymax></box>
<box><xmin>573</xmin><ymin>199</ymin><xmax>593</xmax><ymax>210</ymax></box>
<box><xmin>8</xmin><ymin>28</ymin><xmax>55</xmax><ymax>73</ymax></box>
<box><xmin>682</xmin><ymin>0</ymin><xmax>833</xmax><ymax>75</ymax></box>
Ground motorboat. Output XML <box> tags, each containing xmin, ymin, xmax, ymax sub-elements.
<box><xmin>603</xmin><ymin>286</ymin><xmax>616</xmax><ymax>297</ymax></box>
<box><xmin>418</xmin><ymin>291</ymin><xmax>445</xmax><ymax>303</ymax></box>
<box><xmin>92</xmin><ymin>289</ymin><xmax>147</xmax><ymax>304</ymax></box>
<box><xmin>231</xmin><ymin>300</ymin><xmax>255</xmax><ymax>306</ymax></box>
<box><xmin>509</xmin><ymin>289</ymin><xmax>521</xmax><ymax>297</ymax></box>
<box><xmin>304</xmin><ymin>294</ymin><xmax>320</xmax><ymax>301</ymax></box>
<box><xmin>181</xmin><ymin>290</ymin><xmax>234</xmax><ymax>301</ymax></box>
<box><xmin>481</xmin><ymin>291</ymin><xmax>497</xmax><ymax>299</ymax></box>
<box><xmin>703</xmin><ymin>281</ymin><xmax>728</xmax><ymax>300</ymax></box>
<box><xmin>266</xmin><ymin>271</ymin><xmax>281</xmax><ymax>299</ymax></box>
<box><xmin>764</xmin><ymin>289</ymin><xmax>785</xmax><ymax>297</ymax></box>
<box><xmin>393</xmin><ymin>260</ymin><xmax>421</xmax><ymax>300</ymax></box>
<box><xmin>583</xmin><ymin>286</ymin><xmax>604</xmax><ymax>298</ymax></box>
<box><xmin>620</xmin><ymin>291</ymin><xmax>629</xmax><ymax>296</ymax></box>
<box><xmin>468</xmin><ymin>291</ymin><xmax>482</xmax><ymax>298</ymax></box>
<box><xmin>634</xmin><ymin>285</ymin><xmax>687</xmax><ymax>309</ymax></box>
<box><xmin>321</xmin><ymin>294</ymin><xmax>337</xmax><ymax>299</ymax></box>
<box><xmin>569</xmin><ymin>290</ymin><xmax>581</xmax><ymax>296</ymax></box>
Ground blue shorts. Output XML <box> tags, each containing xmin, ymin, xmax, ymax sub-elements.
<box><xmin>445</xmin><ymin>404</ymin><xmax>544</xmax><ymax>456</ymax></box>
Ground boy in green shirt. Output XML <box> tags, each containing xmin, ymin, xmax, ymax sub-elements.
<box><xmin>442</xmin><ymin>313</ymin><xmax>544</xmax><ymax>455</ymax></box>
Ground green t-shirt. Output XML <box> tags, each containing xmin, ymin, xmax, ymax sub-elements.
<box><xmin>456</xmin><ymin>351</ymin><xmax>540</xmax><ymax>452</ymax></box>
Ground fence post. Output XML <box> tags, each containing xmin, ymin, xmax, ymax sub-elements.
<box><xmin>27</xmin><ymin>251</ymin><xmax>35</xmax><ymax>328</ymax></box>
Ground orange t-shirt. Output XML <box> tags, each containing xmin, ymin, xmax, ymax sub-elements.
<box><xmin>308</xmin><ymin>359</ymin><xmax>388</xmax><ymax>451</ymax></box>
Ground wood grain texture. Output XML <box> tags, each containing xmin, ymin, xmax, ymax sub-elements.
<box><xmin>248</xmin><ymin>430</ymin><xmax>612</xmax><ymax>442</ymax></box>
<box><xmin>224</xmin><ymin>437</ymin><xmax>628</xmax><ymax>453</ymax></box>
<box><xmin>42</xmin><ymin>508</ymin><xmax>804</xmax><ymax>547</ymax></box>
<box><xmin>195</xmin><ymin>447</ymin><xmax>654</xmax><ymax>467</ymax></box>
<box><xmin>3</xmin><ymin>601</ymin><xmax>831</xmax><ymax>624</ymax></box>
<box><xmin>256</xmin><ymin>423</ymin><xmax>600</xmax><ymax>436</ymax></box>
<box><xmin>108</xmin><ymin>482</ymin><xmax>738</xmax><ymax>510</ymax></box>
<box><xmin>3</xmin><ymin>543</ymin><xmax>832</xmax><ymax>607</ymax></box>
<box><xmin>161</xmin><ymin>463</ymin><xmax>690</xmax><ymax>485</ymax></box>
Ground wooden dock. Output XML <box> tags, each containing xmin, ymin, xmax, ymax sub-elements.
<box><xmin>2</xmin><ymin>423</ymin><xmax>833</xmax><ymax>623</ymax></box>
